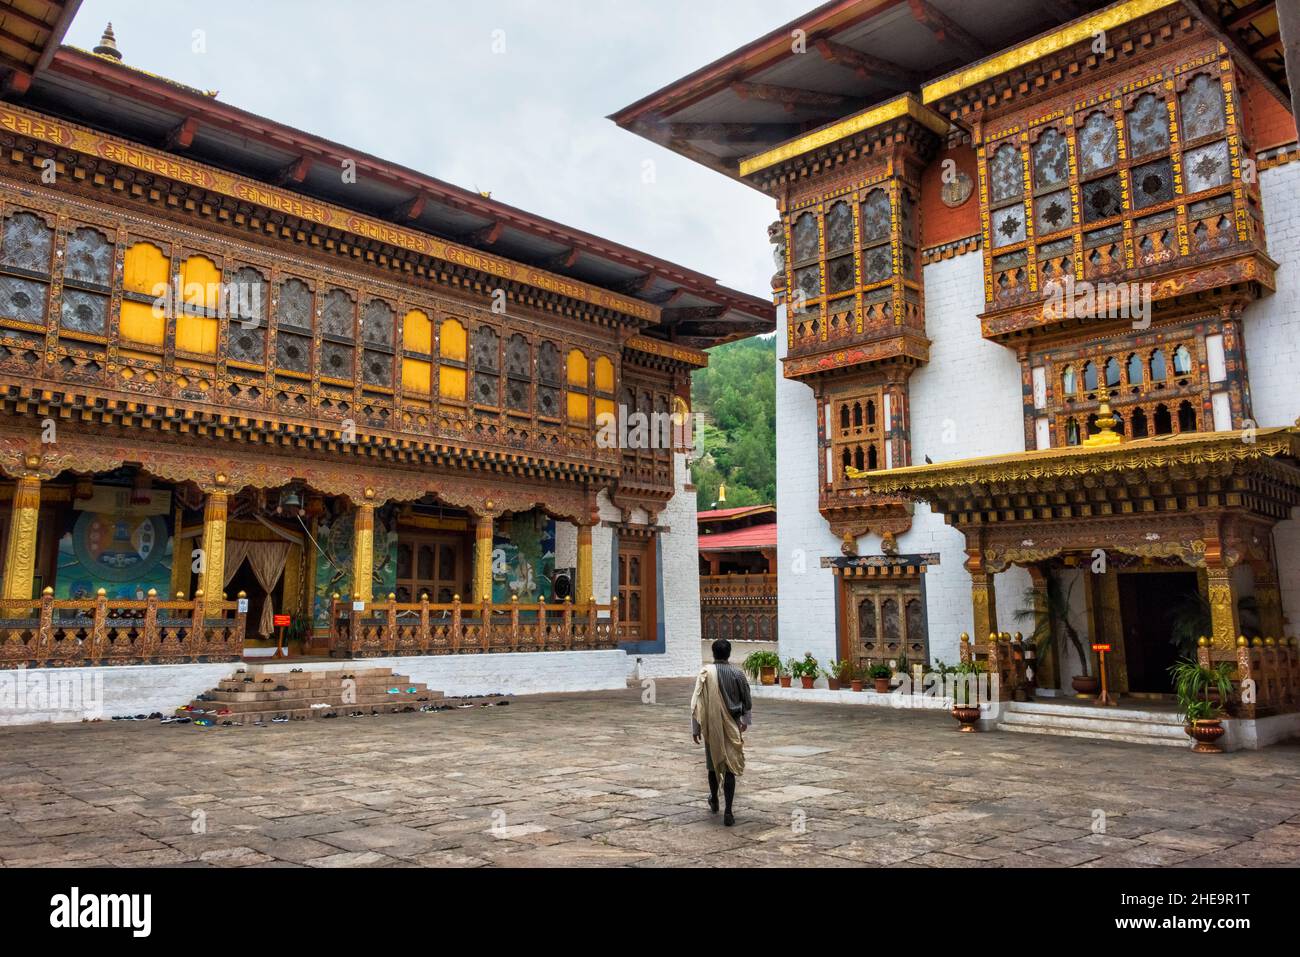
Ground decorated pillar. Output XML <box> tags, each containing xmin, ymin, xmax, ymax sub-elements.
<box><xmin>472</xmin><ymin>512</ymin><xmax>494</xmax><ymax>604</ymax></box>
<box><xmin>965</xmin><ymin>548</ymin><xmax>997</xmax><ymax>641</ymax></box>
<box><xmin>198</xmin><ymin>480</ymin><xmax>229</xmax><ymax>615</ymax></box>
<box><xmin>352</xmin><ymin>489</ymin><xmax>376</xmax><ymax>605</ymax></box>
<box><xmin>2</xmin><ymin>473</ymin><xmax>42</xmax><ymax>600</ymax></box>
<box><xmin>1253</xmin><ymin>562</ymin><xmax>1284</xmax><ymax>639</ymax></box>
<box><xmin>1204</xmin><ymin>547</ymin><xmax>1240</xmax><ymax>655</ymax></box>
<box><xmin>576</xmin><ymin>523</ymin><xmax>594</xmax><ymax>606</ymax></box>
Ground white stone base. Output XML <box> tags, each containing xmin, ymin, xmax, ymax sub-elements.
<box><xmin>253</xmin><ymin>651</ymin><xmax>630</xmax><ymax>698</ymax></box>
<box><xmin>0</xmin><ymin>662</ymin><xmax>235</xmax><ymax>726</ymax></box>
<box><xmin>752</xmin><ymin>682</ymin><xmax>991</xmax><ymax>717</ymax></box>
<box><xmin>1222</xmin><ymin>712</ymin><xmax>1300</xmax><ymax>751</ymax></box>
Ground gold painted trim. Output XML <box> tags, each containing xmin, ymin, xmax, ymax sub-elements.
<box><xmin>921</xmin><ymin>0</ymin><xmax>1182</xmax><ymax>105</ymax></box>
<box><xmin>625</xmin><ymin>334</ymin><xmax>709</xmax><ymax>368</ymax></box>
<box><xmin>0</xmin><ymin>103</ymin><xmax>659</xmax><ymax>324</ymax></box>
<box><xmin>739</xmin><ymin>95</ymin><xmax>950</xmax><ymax>177</ymax></box>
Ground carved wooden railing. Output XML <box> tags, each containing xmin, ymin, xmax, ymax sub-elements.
<box><xmin>326</xmin><ymin>595</ymin><xmax>631</xmax><ymax>657</ymax></box>
<box><xmin>959</xmin><ymin>631</ymin><xmax>1029</xmax><ymax>702</ymax></box>
<box><xmin>0</xmin><ymin>588</ymin><xmax>247</xmax><ymax>668</ymax></box>
<box><xmin>1201</xmin><ymin>636</ymin><xmax>1300</xmax><ymax>718</ymax></box>
<box><xmin>700</xmin><ymin>574</ymin><xmax>777</xmax><ymax>643</ymax></box>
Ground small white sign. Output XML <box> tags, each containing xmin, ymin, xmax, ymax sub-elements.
<box><xmin>237</xmin><ymin>598</ymin><xmax>249</xmax><ymax>614</ymax></box>
<box><xmin>352</xmin><ymin>600</ymin><xmax>366</xmax><ymax>612</ymax></box>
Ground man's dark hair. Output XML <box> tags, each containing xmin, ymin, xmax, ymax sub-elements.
<box><xmin>712</xmin><ymin>638</ymin><xmax>732</xmax><ymax>661</ymax></box>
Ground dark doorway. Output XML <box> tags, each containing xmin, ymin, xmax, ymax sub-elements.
<box><xmin>1118</xmin><ymin>571</ymin><xmax>1198</xmax><ymax>694</ymax></box>
<box><xmin>227</xmin><ymin>558</ymin><xmax>282</xmax><ymax>639</ymax></box>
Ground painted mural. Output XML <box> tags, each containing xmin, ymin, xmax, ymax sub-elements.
<box><xmin>310</xmin><ymin>503</ymin><xmax>398</xmax><ymax>625</ymax></box>
<box><xmin>492</xmin><ymin>511</ymin><xmax>556</xmax><ymax>602</ymax></box>
<box><xmin>55</xmin><ymin>485</ymin><xmax>174</xmax><ymax>600</ymax></box>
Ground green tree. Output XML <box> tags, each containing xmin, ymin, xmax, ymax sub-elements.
<box><xmin>690</xmin><ymin>335</ymin><xmax>775</xmax><ymax>509</ymax></box>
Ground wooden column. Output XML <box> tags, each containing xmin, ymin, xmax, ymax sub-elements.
<box><xmin>1253</xmin><ymin>561</ymin><xmax>1285</xmax><ymax>639</ymax></box>
<box><xmin>352</xmin><ymin>493</ymin><xmax>376</xmax><ymax>605</ymax></box>
<box><xmin>2</xmin><ymin>474</ymin><xmax>41</xmax><ymax>600</ymax></box>
<box><xmin>198</xmin><ymin>484</ymin><xmax>229</xmax><ymax>615</ymax></box>
<box><xmin>472</xmin><ymin>513</ymin><xmax>494</xmax><ymax>604</ymax></box>
<box><xmin>965</xmin><ymin>548</ymin><xmax>997</xmax><ymax>641</ymax></box>
<box><xmin>1205</xmin><ymin>551</ymin><xmax>1240</xmax><ymax>656</ymax></box>
<box><xmin>1026</xmin><ymin>564</ymin><xmax>1058</xmax><ymax>691</ymax></box>
<box><xmin>577</xmin><ymin>523</ymin><xmax>594</xmax><ymax>606</ymax></box>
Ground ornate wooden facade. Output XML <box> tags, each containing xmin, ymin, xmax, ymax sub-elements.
<box><xmin>0</xmin><ymin>35</ymin><xmax>770</xmax><ymax>666</ymax></box>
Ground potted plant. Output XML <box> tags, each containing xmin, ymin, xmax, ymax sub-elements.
<box><xmin>1169</xmin><ymin>658</ymin><xmax>1233</xmax><ymax>753</ymax></box>
<box><xmin>825</xmin><ymin>658</ymin><xmax>841</xmax><ymax>691</ymax></box>
<box><xmin>833</xmin><ymin>657</ymin><xmax>853</xmax><ymax>690</ymax></box>
<box><xmin>867</xmin><ymin>662</ymin><xmax>892</xmax><ymax>694</ymax></box>
<box><xmin>1015</xmin><ymin>576</ymin><xmax>1094</xmax><ymax>696</ymax></box>
<box><xmin>849</xmin><ymin>662</ymin><xmax>865</xmax><ymax>693</ymax></box>
<box><xmin>742</xmin><ymin>650</ymin><xmax>782</xmax><ymax>686</ymax></box>
<box><xmin>791</xmin><ymin>653</ymin><xmax>820</xmax><ymax>689</ymax></box>
<box><xmin>948</xmin><ymin>659</ymin><xmax>986</xmax><ymax>732</ymax></box>
<box><xmin>779</xmin><ymin>658</ymin><xmax>794</xmax><ymax>688</ymax></box>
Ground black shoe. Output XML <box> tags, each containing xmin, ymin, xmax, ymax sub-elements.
<box><xmin>708</xmin><ymin>796</ymin><xmax>719</xmax><ymax>814</ymax></box>
<box><xmin>724</xmin><ymin>812</ymin><xmax>735</xmax><ymax>827</ymax></box>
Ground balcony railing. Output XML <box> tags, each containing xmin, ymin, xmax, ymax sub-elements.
<box><xmin>0</xmin><ymin>590</ymin><xmax>246</xmax><ymax>668</ymax></box>
<box><xmin>327</xmin><ymin>595</ymin><xmax>633</xmax><ymax>657</ymax></box>
<box><xmin>700</xmin><ymin>574</ymin><xmax>777</xmax><ymax>643</ymax></box>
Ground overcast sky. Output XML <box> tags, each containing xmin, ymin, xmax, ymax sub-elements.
<box><xmin>66</xmin><ymin>1</ymin><xmax>807</xmax><ymax>300</ymax></box>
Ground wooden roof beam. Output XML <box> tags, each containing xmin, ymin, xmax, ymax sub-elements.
<box><xmin>731</xmin><ymin>80</ymin><xmax>848</xmax><ymax>112</ymax></box>
<box><xmin>547</xmin><ymin>247</ymin><xmax>579</xmax><ymax>270</ymax></box>
<box><xmin>393</xmin><ymin>192</ymin><xmax>427</xmax><ymax>220</ymax></box>
<box><xmin>468</xmin><ymin>221</ymin><xmax>504</xmax><ymax>245</ymax></box>
<box><xmin>907</xmin><ymin>0</ymin><xmax>986</xmax><ymax>61</ymax></box>
<box><xmin>1225</xmin><ymin>0</ymin><xmax>1276</xmax><ymax>32</ymax></box>
<box><xmin>3</xmin><ymin>68</ymin><xmax>31</xmax><ymax>95</ymax></box>
<box><xmin>165</xmin><ymin>116</ymin><xmax>199</xmax><ymax>150</ymax></box>
<box><xmin>275</xmin><ymin>155</ymin><xmax>312</xmax><ymax>186</ymax></box>
<box><xmin>812</xmin><ymin>37</ymin><xmax>922</xmax><ymax>88</ymax></box>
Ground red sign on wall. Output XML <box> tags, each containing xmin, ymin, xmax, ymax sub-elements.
<box><xmin>273</xmin><ymin>614</ymin><xmax>291</xmax><ymax>628</ymax></box>
<box><xmin>1091</xmin><ymin>644</ymin><xmax>1112</xmax><ymax>652</ymax></box>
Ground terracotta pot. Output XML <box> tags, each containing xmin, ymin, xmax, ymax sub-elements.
<box><xmin>1071</xmin><ymin>675</ymin><xmax>1100</xmax><ymax>697</ymax></box>
<box><xmin>779</xmin><ymin>676</ymin><xmax>791</xmax><ymax>688</ymax></box>
<box><xmin>850</xmin><ymin>680</ymin><xmax>863</xmax><ymax>692</ymax></box>
<box><xmin>827</xmin><ymin>678</ymin><xmax>840</xmax><ymax>691</ymax></box>
<box><xmin>952</xmin><ymin>705</ymin><xmax>981</xmax><ymax>732</ymax></box>
<box><xmin>759</xmin><ymin>667</ymin><xmax>776</xmax><ymax>686</ymax></box>
<box><xmin>874</xmin><ymin>677</ymin><xmax>891</xmax><ymax>694</ymax></box>
<box><xmin>799</xmin><ymin>676</ymin><xmax>814</xmax><ymax>690</ymax></box>
<box><xmin>1186</xmin><ymin>718</ymin><xmax>1225</xmax><ymax>754</ymax></box>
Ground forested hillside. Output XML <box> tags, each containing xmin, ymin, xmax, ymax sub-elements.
<box><xmin>689</xmin><ymin>335</ymin><xmax>776</xmax><ymax>510</ymax></box>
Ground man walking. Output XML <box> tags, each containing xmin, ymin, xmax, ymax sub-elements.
<box><xmin>691</xmin><ymin>638</ymin><xmax>752</xmax><ymax>826</ymax></box>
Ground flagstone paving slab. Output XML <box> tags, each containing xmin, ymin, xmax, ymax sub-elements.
<box><xmin>0</xmin><ymin>678</ymin><xmax>1298</xmax><ymax>867</ymax></box>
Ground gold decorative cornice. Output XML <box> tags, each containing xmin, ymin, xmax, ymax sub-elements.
<box><xmin>922</xmin><ymin>0</ymin><xmax>1181</xmax><ymax>105</ymax></box>
<box><xmin>0</xmin><ymin>103</ymin><xmax>658</xmax><ymax>324</ymax></box>
<box><xmin>858</xmin><ymin>428</ymin><xmax>1300</xmax><ymax>495</ymax></box>
<box><xmin>624</xmin><ymin>334</ymin><xmax>709</xmax><ymax>368</ymax></box>
<box><xmin>739</xmin><ymin>94</ymin><xmax>950</xmax><ymax>177</ymax></box>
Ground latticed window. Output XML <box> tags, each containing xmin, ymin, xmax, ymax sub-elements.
<box><xmin>175</xmin><ymin>254</ymin><xmax>221</xmax><ymax>355</ymax></box>
<box><xmin>400</xmin><ymin>308</ymin><xmax>433</xmax><ymax>398</ymax></box>
<box><xmin>790</xmin><ymin>211</ymin><xmax>821</xmax><ymax>302</ymax></box>
<box><xmin>504</xmin><ymin>333</ymin><xmax>531</xmax><ymax>412</ymax></box>
<box><xmin>119</xmin><ymin>241</ymin><xmax>168</xmax><ymax>348</ymax></box>
<box><xmin>439</xmin><ymin>317</ymin><xmax>467</xmax><ymax>402</ymax></box>
<box><xmin>226</xmin><ymin>266</ymin><xmax>267</xmax><ymax>364</ymax></box>
<box><xmin>60</xmin><ymin>225</ymin><xmax>112</xmax><ymax>336</ymax></box>
<box><xmin>360</xmin><ymin>299</ymin><xmax>395</xmax><ymax>388</ymax></box>
<box><xmin>847</xmin><ymin>579</ymin><xmax>927</xmax><ymax>665</ymax></box>
<box><xmin>829</xmin><ymin>387</ymin><xmax>885</xmax><ymax>486</ymax></box>
<box><xmin>566</xmin><ymin>348</ymin><xmax>589</xmax><ymax>424</ymax></box>
<box><xmin>319</xmin><ymin>288</ymin><xmax>355</xmax><ymax>381</ymax></box>
<box><xmin>825</xmin><ymin>200</ymin><xmax>855</xmax><ymax>295</ymax></box>
<box><xmin>860</xmin><ymin>188</ymin><xmax>893</xmax><ymax>282</ymax></box>
<box><xmin>537</xmin><ymin>340</ymin><xmax>561</xmax><ymax>418</ymax></box>
<box><xmin>471</xmin><ymin>324</ymin><xmax>500</xmax><ymax>407</ymax></box>
<box><xmin>594</xmin><ymin>356</ymin><xmax>616</xmax><ymax>430</ymax></box>
<box><xmin>274</xmin><ymin>277</ymin><xmax>313</xmax><ymax>373</ymax></box>
<box><xmin>0</xmin><ymin>211</ymin><xmax>53</xmax><ymax>329</ymax></box>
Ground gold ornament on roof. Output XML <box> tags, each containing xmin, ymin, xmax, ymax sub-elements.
<box><xmin>1082</xmin><ymin>383</ymin><xmax>1123</xmax><ymax>447</ymax></box>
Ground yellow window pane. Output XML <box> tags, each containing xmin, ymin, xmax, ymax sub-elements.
<box><xmin>119</xmin><ymin>299</ymin><xmax>165</xmax><ymax>346</ymax></box>
<box><xmin>595</xmin><ymin>397</ymin><xmax>616</xmax><ymax>426</ymax></box>
<box><xmin>440</xmin><ymin>319</ymin><xmax>466</xmax><ymax>361</ymax></box>
<box><xmin>176</xmin><ymin>314</ymin><xmax>217</xmax><ymax>355</ymax></box>
<box><xmin>181</xmin><ymin>256</ymin><xmax>221</xmax><ymax>310</ymax></box>
<box><xmin>595</xmin><ymin>356</ymin><xmax>614</xmax><ymax>392</ymax></box>
<box><xmin>123</xmin><ymin>242</ymin><xmax>169</xmax><ymax>296</ymax></box>
<box><xmin>404</xmin><ymin>309</ymin><xmax>432</xmax><ymax>354</ymax></box>
<box><xmin>403</xmin><ymin>358</ymin><xmax>432</xmax><ymax>394</ymax></box>
<box><xmin>440</xmin><ymin>366</ymin><xmax>466</xmax><ymax>401</ymax></box>
<box><xmin>567</xmin><ymin>349</ymin><xmax>588</xmax><ymax>387</ymax></box>
<box><xmin>568</xmin><ymin>391</ymin><xmax>589</xmax><ymax>424</ymax></box>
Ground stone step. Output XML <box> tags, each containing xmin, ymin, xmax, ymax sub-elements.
<box><xmin>178</xmin><ymin>697</ymin><xmax>510</xmax><ymax>726</ymax></box>
<box><xmin>997</xmin><ymin>702</ymin><xmax>1189</xmax><ymax>748</ymax></box>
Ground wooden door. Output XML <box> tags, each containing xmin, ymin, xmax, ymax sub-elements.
<box><xmin>616</xmin><ymin>534</ymin><xmax>656</xmax><ymax>641</ymax></box>
<box><xmin>395</xmin><ymin>533</ymin><xmax>467</xmax><ymax>603</ymax></box>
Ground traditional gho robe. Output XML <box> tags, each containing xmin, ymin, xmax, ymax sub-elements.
<box><xmin>691</xmin><ymin>661</ymin><xmax>753</xmax><ymax>776</ymax></box>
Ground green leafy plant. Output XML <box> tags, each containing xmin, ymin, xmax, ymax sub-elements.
<box><xmin>1168</xmin><ymin>657</ymin><xmax>1234</xmax><ymax>723</ymax></box>
<box><xmin>1166</xmin><ymin>591</ymin><xmax>1259</xmax><ymax>659</ymax></box>
<box><xmin>868</xmin><ymin>663</ymin><xmax>892</xmax><ymax>680</ymax></box>
<box><xmin>741</xmin><ymin>650</ymin><xmax>781</xmax><ymax>679</ymax></box>
<box><xmin>830</xmin><ymin>658</ymin><xmax>854</xmax><ymax>682</ymax></box>
<box><xmin>790</xmin><ymin>653</ymin><xmax>821</xmax><ymax>680</ymax></box>
<box><xmin>1014</xmin><ymin>576</ymin><xmax>1089</xmax><ymax>677</ymax></box>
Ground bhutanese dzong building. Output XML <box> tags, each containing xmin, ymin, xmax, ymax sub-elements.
<box><xmin>615</xmin><ymin>0</ymin><xmax>1300</xmax><ymax>746</ymax></box>
<box><xmin>0</xmin><ymin>6</ymin><xmax>773</xmax><ymax>722</ymax></box>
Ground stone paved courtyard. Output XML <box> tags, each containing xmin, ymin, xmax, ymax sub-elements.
<box><xmin>1</xmin><ymin>678</ymin><xmax>1299</xmax><ymax>867</ymax></box>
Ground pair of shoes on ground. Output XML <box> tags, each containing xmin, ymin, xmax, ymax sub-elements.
<box><xmin>707</xmin><ymin>796</ymin><xmax>735</xmax><ymax>827</ymax></box>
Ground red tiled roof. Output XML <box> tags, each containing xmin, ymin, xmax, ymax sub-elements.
<box><xmin>697</xmin><ymin>525</ymin><xmax>777</xmax><ymax>550</ymax></box>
